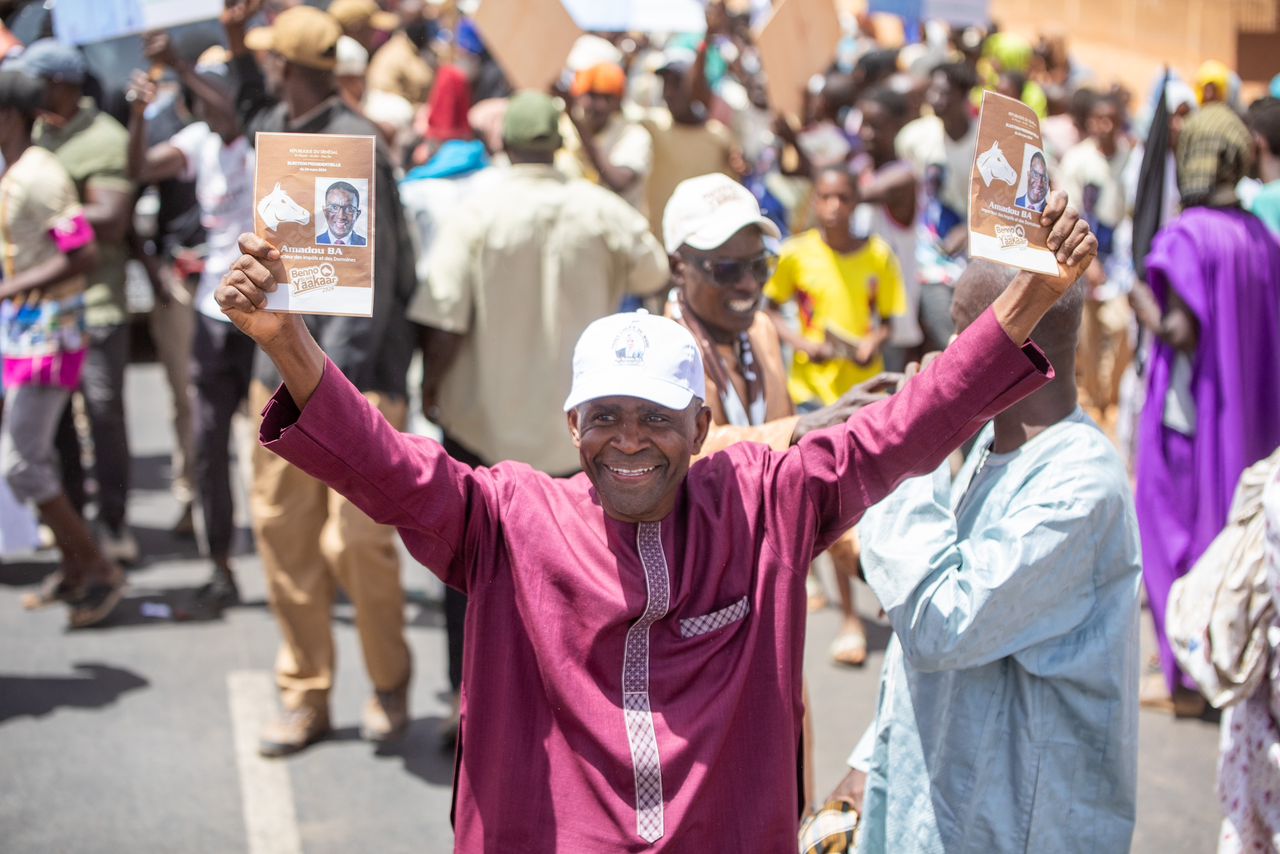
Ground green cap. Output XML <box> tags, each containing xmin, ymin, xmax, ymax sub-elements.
<box><xmin>502</xmin><ymin>91</ymin><xmax>563</xmax><ymax>153</ymax></box>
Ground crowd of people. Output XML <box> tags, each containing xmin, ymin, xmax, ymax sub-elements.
<box><xmin>3</xmin><ymin>0</ymin><xmax>1280</xmax><ymax>850</ymax></box>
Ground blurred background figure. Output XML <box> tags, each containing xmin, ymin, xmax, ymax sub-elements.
<box><xmin>1134</xmin><ymin>101</ymin><xmax>1280</xmax><ymax>717</ymax></box>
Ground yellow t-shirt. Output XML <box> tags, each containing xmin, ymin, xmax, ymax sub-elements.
<box><xmin>764</xmin><ymin>229</ymin><xmax>906</xmax><ymax>405</ymax></box>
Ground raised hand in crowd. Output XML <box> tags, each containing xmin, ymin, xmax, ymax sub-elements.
<box><xmin>989</xmin><ymin>188</ymin><xmax>1097</xmax><ymax>345</ymax></box>
<box><xmin>124</xmin><ymin>69</ymin><xmax>157</xmax><ymax>113</ymax></box>
<box><xmin>789</xmin><ymin>372</ymin><xmax>902</xmax><ymax>443</ymax></box>
<box><xmin>217</xmin><ymin>233</ymin><xmax>295</xmax><ymax>345</ymax></box>
<box><xmin>221</xmin><ymin>0</ymin><xmax>263</xmax><ymax>54</ymax></box>
<box><xmin>142</xmin><ymin>31</ymin><xmax>180</xmax><ymax>69</ymax></box>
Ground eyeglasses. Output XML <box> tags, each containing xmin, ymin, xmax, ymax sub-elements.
<box><xmin>683</xmin><ymin>252</ymin><xmax>777</xmax><ymax>287</ymax></box>
<box><xmin>324</xmin><ymin>204</ymin><xmax>359</xmax><ymax>217</ymax></box>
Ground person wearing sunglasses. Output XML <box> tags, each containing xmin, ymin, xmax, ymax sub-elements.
<box><xmin>662</xmin><ymin>173</ymin><xmax>903</xmax><ymax>807</ymax></box>
<box><xmin>316</xmin><ymin>180</ymin><xmax>367</xmax><ymax>245</ymax></box>
<box><xmin>763</xmin><ymin>164</ymin><xmax>909</xmax><ymax>667</ymax></box>
<box><xmin>663</xmin><ymin>173</ymin><xmax>897</xmax><ymax>459</ymax></box>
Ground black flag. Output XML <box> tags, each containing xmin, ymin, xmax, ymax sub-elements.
<box><xmin>1132</xmin><ymin>70</ymin><xmax>1171</xmax><ymax>282</ymax></box>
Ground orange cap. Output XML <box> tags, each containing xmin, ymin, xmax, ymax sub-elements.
<box><xmin>571</xmin><ymin>63</ymin><xmax>626</xmax><ymax>99</ymax></box>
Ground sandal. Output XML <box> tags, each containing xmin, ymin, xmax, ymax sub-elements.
<box><xmin>830</xmin><ymin>627</ymin><xmax>868</xmax><ymax>667</ymax></box>
<box><xmin>21</xmin><ymin>569</ymin><xmax>81</xmax><ymax>611</ymax></box>
<box><xmin>1138</xmin><ymin>673</ymin><xmax>1207</xmax><ymax>718</ymax></box>
<box><xmin>806</xmin><ymin>573</ymin><xmax>828</xmax><ymax>613</ymax></box>
<box><xmin>67</xmin><ymin>566</ymin><xmax>126</xmax><ymax>629</ymax></box>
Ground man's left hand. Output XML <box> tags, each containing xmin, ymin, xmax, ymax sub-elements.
<box><xmin>1034</xmin><ymin>190</ymin><xmax>1098</xmax><ymax>296</ymax></box>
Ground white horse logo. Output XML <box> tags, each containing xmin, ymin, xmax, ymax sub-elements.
<box><xmin>257</xmin><ymin>183</ymin><xmax>310</xmax><ymax>230</ymax></box>
<box><xmin>977</xmin><ymin>142</ymin><xmax>1017</xmax><ymax>187</ymax></box>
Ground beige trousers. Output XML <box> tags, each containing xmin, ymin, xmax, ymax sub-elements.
<box><xmin>1078</xmin><ymin>295</ymin><xmax>1134</xmax><ymax>420</ymax></box>
<box><xmin>148</xmin><ymin>271</ymin><xmax>196</xmax><ymax>505</ymax></box>
<box><xmin>249</xmin><ymin>381</ymin><xmax>411</xmax><ymax>711</ymax></box>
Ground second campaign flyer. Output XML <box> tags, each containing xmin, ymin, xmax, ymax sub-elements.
<box><xmin>967</xmin><ymin>91</ymin><xmax>1060</xmax><ymax>276</ymax></box>
<box><xmin>253</xmin><ymin>132</ymin><xmax>375</xmax><ymax>316</ymax></box>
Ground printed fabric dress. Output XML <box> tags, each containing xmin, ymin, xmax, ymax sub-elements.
<box><xmin>1217</xmin><ymin>464</ymin><xmax>1280</xmax><ymax>853</ymax></box>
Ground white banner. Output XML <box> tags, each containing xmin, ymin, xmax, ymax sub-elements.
<box><xmin>921</xmin><ymin>0</ymin><xmax>990</xmax><ymax>26</ymax></box>
<box><xmin>52</xmin><ymin>0</ymin><xmax>224</xmax><ymax>46</ymax></box>
<box><xmin>560</xmin><ymin>0</ymin><xmax>706</xmax><ymax>33</ymax></box>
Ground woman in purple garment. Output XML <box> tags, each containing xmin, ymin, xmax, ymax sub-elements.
<box><xmin>1135</xmin><ymin>101</ymin><xmax>1280</xmax><ymax>716</ymax></box>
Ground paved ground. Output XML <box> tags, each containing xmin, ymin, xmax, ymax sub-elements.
<box><xmin>0</xmin><ymin>362</ymin><xmax>1222</xmax><ymax>852</ymax></box>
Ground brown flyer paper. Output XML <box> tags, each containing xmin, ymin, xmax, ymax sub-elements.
<box><xmin>253</xmin><ymin>132</ymin><xmax>375</xmax><ymax>316</ymax></box>
<box><xmin>967</xmin><ymin>91</ymin><xmax>1059</xmax><ymax>277</ymax></box>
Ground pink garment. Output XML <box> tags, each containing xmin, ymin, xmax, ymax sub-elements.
<box><xmin>50</xmin><ymin>212</ymin><xmax>93</xmax><ymax>254</ymax></box>
<box><xmin>260</xmin><ymin>308</ymin><xmax>1048</xmax><ymax>851</ymax></box>
<box><xmin>1</xmin><ymin>349</ymin><xmax>85</xmax><ymax>389</ymax></box>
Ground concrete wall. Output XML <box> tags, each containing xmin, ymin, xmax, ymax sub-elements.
<box><xmin>989</xmin><ymin>0</ymin><xmax>1240</xmax><ymax>98</ymax></box>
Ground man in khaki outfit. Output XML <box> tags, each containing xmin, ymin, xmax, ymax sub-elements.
<box><xmin>224</xmin><ymin>5</ymin><xmax>419</xmax><ymax>755</ymax></box>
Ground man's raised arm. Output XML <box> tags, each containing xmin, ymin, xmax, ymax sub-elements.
<box><xmin>215</xmin><ymin>234</ymin><xmax>497</xmax><ymax>592</ymax></box>
<box><xmin>991</xmin><ymin>190</ymin><xmax>1098</xmax><ymax>344</ymax></box>
<box><xmin>766</xmin><ymin>191</ymin><xmax>1097</xmax><ymax>558</ymax></box>
<box><xmin>218</xmin><ymin>233</ymin><xmax>326</xmax><ymax>408</ymax></box>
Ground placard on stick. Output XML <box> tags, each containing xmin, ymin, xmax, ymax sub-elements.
<box><xmin>253</xmin><ymin>132</ymin><xmax>376</xmax><ymax>317</ymax></box>
<box><xmin>967</xmin><ymin>91</ymin><xmax>1059</xmax><ymax>276</ymax></box>
<box><xmin>472</xmin><ymin>0</ymin><xmax>582</xmax><ymax>91</ymax></box>
<box><xmin>755</xmin><ymin>0</ymin><xmax>841</xmax><ymax>120</ymax></box>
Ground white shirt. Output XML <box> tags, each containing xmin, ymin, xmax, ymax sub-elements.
<box><xmin>170</xmin><ymin>122</ymin><xmax>255</xmax><ymax>321</ymax></box>
<box><xmin>895</xmin><ymin>115</ymin><xmax>978</xmax><ymax>218</ymax></box>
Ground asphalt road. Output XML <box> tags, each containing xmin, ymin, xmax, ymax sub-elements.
<box><xmin>0</xmin><ymin>361</ymin><xmax>1222</xmax><ymax>853</ymax></box>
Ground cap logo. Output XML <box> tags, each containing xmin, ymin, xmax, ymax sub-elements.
<box><xmin>703</xmin><ymin>185</ymin><xmax>740</xmax><ymax>208</ymax></box>
<box><xmin>612</xmin><ymin>324</ymin><xmax>649</xmax><ymax>365</ymax></box>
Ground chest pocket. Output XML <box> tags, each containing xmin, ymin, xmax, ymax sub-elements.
<box><xmin>679</xmin><ymin>596</ymin><xmax>750</xmax><ymax>639</ymax></box>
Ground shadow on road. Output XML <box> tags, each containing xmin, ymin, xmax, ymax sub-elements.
<box><xmin>373</xmin><ymin>716</ymin><xmax>457</xmax><ymax>788</ymax></box>
<box><xmin>0</xmin><ymin>559</ymin><xmax>56</xmax><ymax>588</ymax></box>
<box><xmin>0</xmin><ymin>662</ymin><xmax>148</xmax><ymax>724</ymax></box>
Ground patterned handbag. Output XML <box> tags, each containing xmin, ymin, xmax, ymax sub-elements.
<box><xmin>798</xmin><ymin>799</ymin><xmax>859</xmax><ymax>854</ymax></box>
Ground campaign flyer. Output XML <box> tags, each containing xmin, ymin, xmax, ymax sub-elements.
<box><xmin>967</xmin><ymin>91</ymin><xmax>1059</xmax><ymax>276</ymax></box>
<box><xmin>252</xmin><ymin>132</ymin><xmax>375</xmax><ymax>316</ymax></box>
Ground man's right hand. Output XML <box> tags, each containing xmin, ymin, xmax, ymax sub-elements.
<box><xmin>125</xmin><ymin>71</ymin><xmax>157</xmax><ymax>115</ymax></box>
<box><xmin>221</xmin><ymin>0</ymin><xmax>261</xmax><ymax>30</ymax></box>
<box><xmin>828</xmin><ymin>768</ymin><xmax>868</xmax><ymax>813</ymax></box>
<box><xmin>217</xmin><ymin>233</ymin><xmax>301</xmax><ymax>347</ymax></box>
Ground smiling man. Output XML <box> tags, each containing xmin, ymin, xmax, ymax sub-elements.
<box><xmin>1015</xmin><ymin>151</ymin><xmax>1050</xmax><ymax>213</ymax></box>
<box><xmin>216</xmin><ymin>188</ymin><xmax>1096</xmax><ymax>851</ymax></box>
<box><xmin>316</xmin><ymin>180</ymin><xmax>366</xmax><ymax>245</ymax></box>
<box><xmin>664</xmin><ymin>174</ymin><xmax>884</xmax><ymax>668</ymax></box>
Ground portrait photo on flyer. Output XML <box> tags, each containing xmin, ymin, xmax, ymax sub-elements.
<box><xmin>252</xmin><ymin>132</ymin><xmax>376</xmax><ymax>317</ymax></box>
<box><xmin>967</xmin><ymin>91</ymin><xmax>1060</xmax><ymax>276</ymax></box>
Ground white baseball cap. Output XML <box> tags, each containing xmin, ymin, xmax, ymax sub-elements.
<box><xmin>563</xmin><ymin>311</ymin><xmax>707</xmax><ymax>412</ymax></box>
<box><xmin>335</xmin><ymin>35</ymin><xmax>368</xmax><ymax>77</ymax></box>
<box><xmin>662</xmin><ymin>173</ymin><xmax>782</xmax><ymax>255</ymax></box>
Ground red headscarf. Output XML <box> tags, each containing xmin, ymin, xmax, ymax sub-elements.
<box><xmin>425</xmin><ymin>65</ymin><xmax>473</xmax><ymax>143</ymax></box>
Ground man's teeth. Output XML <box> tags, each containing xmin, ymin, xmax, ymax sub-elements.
<box><xmin>728</xmin><ymin>298</ymin><xmax>757</xmax><ymax>312</ymax></box>
<box><xmin>607</xmin><ymin>465</ymin><xmax>657</xmax><ymax>477</ymax></box>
